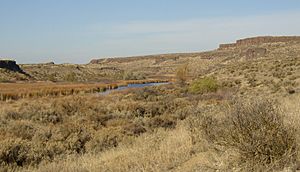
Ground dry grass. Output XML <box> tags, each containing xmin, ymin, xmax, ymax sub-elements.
<box><xmin>0</xmin><ymin>84</ymin><xmax>195</xmax><ymax>171</ymax></box>
<box><xmin>16</xmin><ymin>94</ymin><xmax>300</xmax><ymax>172</ymax></box>
<box><xmin>0</xmin><ymin>79</ymin><xmax>168</xmax><ymax>101</ymax></box>
<box><xmin>0</xmin><ymin>82</ymin><xmax>115</xmax><ymax>101</ymax></box>
<box><xmin>24</xmin><ymin>122</ymin><xmax>196</xmax><ymax>172</ymax></box>
<box><xmin>0</xmin><ymin>88</ymin><xmax>296</xmax><ymax>171</ymax></box>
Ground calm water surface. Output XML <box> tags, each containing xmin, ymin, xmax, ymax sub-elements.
<box><xmin>101</xmin><ymin>82</ymin><xmax>169</xmax><ymax>95</ymax></box>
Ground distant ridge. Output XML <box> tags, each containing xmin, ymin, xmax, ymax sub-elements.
<box><xmin>89</xmin><ymin>52</ymin><xmax>202</xmax><ymax>64</ymax></box>
<box><xmin>219</xmin><ymin>36</ymin><xmax>300</xmax><ymax>50</ymax></box>
<box><xmin>90</xmin><ymin>36</ymin><xmax>300</xmax><ymax>64</ymax></box>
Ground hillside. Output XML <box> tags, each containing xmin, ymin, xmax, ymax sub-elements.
<box><xmin>27</xmin><ymin>37</ymin><xmax>300</xmax><ymax>97</ymax></box>
<box><xmin>88</xmin><ymin>36</ymin><xmax>300</xmax><ymax>97</ymax></box>
<box><xmin>1</xmin><ymin>36</ymin><xmax>300</xmax><ymax>98</ymax></box>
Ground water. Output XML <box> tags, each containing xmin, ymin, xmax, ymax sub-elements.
<box><xmin>100</xmin><ymin>82</ymin><xmax>169</xmax><ymax>95</ymax></box>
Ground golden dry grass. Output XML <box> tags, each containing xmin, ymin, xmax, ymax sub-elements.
<box><xmin>0</xmin><ymin>84</ymin><xmax>193</xmax><ymax>171</ymax></box>
<box><xmin>27</xmin><ymin>123</ymin><xmax>194</xmax><ymax>172</ymax></box>
<box><xmin>0</xmin><ymin>79</ymin><xmax>168</xmax><ymax>101</ymax></box>
<box><xmin>18</xmin><ymin>93</ymin><xmax>300</xmax><ymax>172</ymax></box>
<box><xmin>0</xmin><ymin>83</ymin><xmax>298</xmax><ymax>171</ymax></box>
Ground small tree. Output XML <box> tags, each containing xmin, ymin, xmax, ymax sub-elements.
<box><xmin>176</xmin><ymin>64</ymin><xmax>189</xmax><ymax>85</ymax></box>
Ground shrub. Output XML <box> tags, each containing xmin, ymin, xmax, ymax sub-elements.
<box><xmin>199</xmin><ymin>99</ymin><xmax>298</xmax><ymax>170</ymax></box>
<box><xmin>131</xmin><ymin>88</ymin><xmax>159</xmax><ymax>101</ymax></box>
<box><xmin>9</xmin><ymin>121</ymin><xmax>36</xmax><ymax>140</ymax></box>
<box><xmin>176</xmin><ymin>64</ymin><xmax>189</xmax><ymax>85</ymax></box>
<box><xmin>48</xmin><ymin>73</ymin><xmax>57</xmax><ymax>82</ymax></box>
<box><xmin>148</xmin><ymin>116</ymin><xmax>176</xmax><ymax>129</ymax></box>
<box><xmin>64</xmin><ymin>72</ymin><xmax>77</xmax><ymax>82</ymax></box>
<box><xmin>85</xmin><ymin>128</ymin><xmax>124</xmax><ymax>153</ymax></box>
<box><xmin>189</xmin><ymin>77</ymin><xmax>219</xmax><ymax>94</ymax></box>
<box><xmin>51</xmin><ymin>96</ymin><xmax>88</xmax><ymax>116</ymax></box>
<box><xmin>0</xmin><ymin>139</ymin><xmax>31</xmax><ymax>167</ymax></box>
<box><xmin>122</xmin><ymin>123</ymin><xmax>146</xmax><ymax>136</ymax></box>
<box><xmin>122</xmin><ymin>71</ymin><xmax>146</xmax><ymax>80</ymax></box>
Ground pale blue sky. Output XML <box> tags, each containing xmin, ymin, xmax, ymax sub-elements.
<box><xmin>1</xmin><ymin>0</ymin><xmax>300</xmax><ymax>64</ymax></box>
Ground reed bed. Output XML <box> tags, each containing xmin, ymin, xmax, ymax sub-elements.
<box><xmin>0</xmin><ymin>79</ymin><xmax>169</xmax><ymax>101</ymax></box>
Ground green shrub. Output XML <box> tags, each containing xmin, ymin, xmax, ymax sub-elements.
<box><xmin>189</xmin><ymin>77</ymin><xmax>219</xmax><ymax>94</ymax></box>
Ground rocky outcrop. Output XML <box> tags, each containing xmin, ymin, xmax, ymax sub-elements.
<box><xmin>0</xmin><ymin>60</ymin><xmax>22</xmax><ymax>71</ymax></box>
<box><xmin>0</xmin><ymin>59</ymin><xmax>28</xmax><ymax>75</ymax></box>
<box><xmin>44</xmin><ymin>62</ymin><xmax>55</xmax><ymax>65</ymax></box>
<box><xmin>219</xmin><ymin>36</ymin><xmax>300</xmax><ymax>50</ymax></box>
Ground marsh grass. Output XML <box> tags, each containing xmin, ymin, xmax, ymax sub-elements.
<box><xmin>0</xmin><ymin>79</ymin><xmax>168</xmax><ymax>101</ymax></box>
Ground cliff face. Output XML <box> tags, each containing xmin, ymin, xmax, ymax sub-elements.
<box><xmin>219</xmin><ymin>36</ymin><xmax>300</xmax><ymax>50</ymax></box>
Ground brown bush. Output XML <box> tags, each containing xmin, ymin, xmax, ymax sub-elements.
<box><xmin>8</xmin><ymin>120</ymin><xmax>37</xmax><ymax>140</ymax></box>
<box><xmin>122</xmin><ymin>122</ymin><xmax>147</xmax><ymax>136</ymax></box>
<box><xmin>51</xmin><ymin>96</ymin><xmax>88</xmax><ymax>116</ymax></box>
<box><xmin>130</xmin><ymin>87</ymin><xmax>160</xmax><ymax>101</ymax></box>
<box><xmin>0</xmin><ymin>139</ymin><xmax>39</xmax><ymax>167</ymax></box>
<box><xmin>51</xmin><ymin>122</ymin><xmax>92</xmax><ymax>154</ymax></box>
<box><xmin>200</xmin><ymin>99</ymin><xmax>298</xmax><ymax>170</ymax></box>
<box><xmin>85</xmin><ymin>128</ymin><xmax>124</xmax><ymax>153</ymax></box>
<box><xmin>148</xmin><ymin>116</ymin><xmax>176</xmax><ymax>129</ymax></box>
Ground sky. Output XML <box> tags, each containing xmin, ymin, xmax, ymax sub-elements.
<box><xmin>1</xmin><ymin>0</ymin><xmax>300</xmax><ymax>64</ymax></box>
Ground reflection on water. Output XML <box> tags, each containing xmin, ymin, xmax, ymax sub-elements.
<box><xmin>101</xmin><ymin>82</ymin><xmax>169</xmax><ymax>95</ymax></box>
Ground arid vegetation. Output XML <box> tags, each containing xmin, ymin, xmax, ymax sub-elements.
<box><xmin>0</xmin><ymin>85</ymin><xmax>192</xmax><ymax>171</ymax></box>
<box><xmin>0</xmin><ymin>37</ymin><xmax>300</xmax><ymax>171</ymax></box>
<box><xmin>0</xmin><ymin>84</ymin><xmax>299</xmax><ymax>171</ymax></box>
